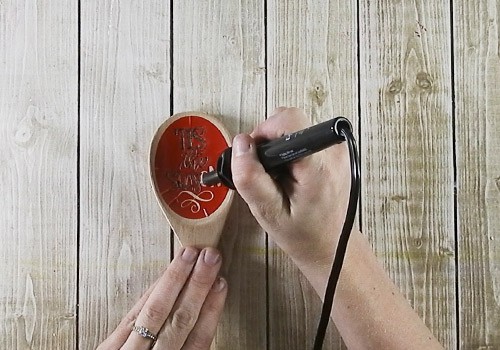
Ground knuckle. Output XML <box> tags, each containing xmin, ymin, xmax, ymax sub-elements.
<box><xmin>189</xmin><ymin>273</ymin><xmax>215</xmax><ymax>290</ymax></box>
<box><xmin>188</xmin><ymin>334</ymin><xmax>213</xmax><ymax>350</ymax></box>
<box><xmin>205</xmin><ymin>294</ymin><xmax>226</xmax><ymax>315</ymax></box>
<box><xmin>231</xmin><ymin>158</ymin><xmax>264</xmax><ymax>191</ymax></box>
<box><xmin>143</xmin><ymin>304</ymin><xmax>167</xmax><ymax>324</ymax></box>
<box><xmin>172</xmin><ymin>307</ymin><xmax>197</xmax><ymax>331</ymax></box>
<box><xmin>253</xmin><ymin>201</ymin><xmax>282</xmax><ymax>227</ymax></box>
<box><xmin>166</xmin><ymin>265</ymin><xmax>189</xmax><ymax>285</ymax></box>
<box><xmin>284</xmin><ymin>107</ymin><xmax>310</xmax><ymax>128</ymax></box>
<box><xmin>271</xmin><ymin>106</ymin><xmax>288</xmax><ymax>115</ymax></box>
<box><xmin>232</xmin><ymin>166</ymin><xmax>259</xmax><ymax>191</ymax></box>
<box><xmin>121</xmin><ymin>312</ymin><xmax>137</xmax><ymax>329</ymax></box>
<box><xmin>287</xmin><ymin>107</ymin><xmax>305</xmax><ymax>116</ymax></box>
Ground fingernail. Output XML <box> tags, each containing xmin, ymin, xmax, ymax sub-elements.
<box><xmin>233</xmin><ymin>134</ymin><xmax>251</xmax><ymax>156</ymax></box>
<box><xmin>213</xmin><ymin>277</ymin><xmax>226</xmax><ymax>292</ymax></box>
<box><xmin>203</xmin><ymin>248</ymin><xmax>221</xmax><ymax>266</ymax></box>
<box><xmin>182</xmin><ymin>247</ymin><xmax>198</xmax><ymax>263</ymax></box>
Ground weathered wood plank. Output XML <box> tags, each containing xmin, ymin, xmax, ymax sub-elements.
<box><xmin>454</xmin><ymin>0</ymin><xmax>500</xmax><ymax>347</ymax></box>
<box><xmin>172</xmin><ymin>0</ymin><xmax>267</xmax><ymax>348</ymax></box>
<box><xmin>0</xmin><ymin>1</ymin><xmax>78</xmax><ymax>348</ymax></box>
<box><xmin>266</xmin><ymin>0</ymin><xmax>358</xmax><ymax>348</ymax></box>
<box><xmin>359</xmin><ymin>0</ymin><xmax>456</xmax><ymax>347</ymax></box>
<box><xmin>79</xmin><ymin>1</ymin><xmax>171</xmax><ymax>347</ymax></box>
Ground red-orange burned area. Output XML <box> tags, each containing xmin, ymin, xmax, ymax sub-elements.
<box><xmin>154</xmin><ymin>115</ymin><xmax>229</xmax><ymax>220</ymax></box>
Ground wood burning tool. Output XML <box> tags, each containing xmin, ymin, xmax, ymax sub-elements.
<box><xmin>200</xmin><ymin>117</ymin><xmax>353</xmax><ymax>189</ymax></box>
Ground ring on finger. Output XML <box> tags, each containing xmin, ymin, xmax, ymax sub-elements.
<box><xmin>132</xmin><ymin>325</ymin><xmax>158</xmax><ymax>341</ymax></box>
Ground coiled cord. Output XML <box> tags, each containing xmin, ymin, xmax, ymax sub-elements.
<box><xmin>313</xmin><ymin>125</ymin><xmax>360</xmax><ymax>350</ymax></box>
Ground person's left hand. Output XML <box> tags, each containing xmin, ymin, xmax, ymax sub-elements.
<box><xmin>97</xmin><ymin>247</ymin><xmax>227</xmax><ymax>350</ymax></box>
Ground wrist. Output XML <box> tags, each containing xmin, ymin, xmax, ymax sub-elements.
<box><xmin>291</xmin><ymin>229</ymin><xmax>364</xmax><ymax>299</ymax></box>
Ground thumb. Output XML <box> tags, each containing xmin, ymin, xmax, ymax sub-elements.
<box><xmin>231</xmin><ymin>134</ymin><xmax>286</xmax><ymax>227</ymax></box>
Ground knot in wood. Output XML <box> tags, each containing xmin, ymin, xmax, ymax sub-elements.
<box><xmin>310</xmin><ymin>82</ymin><xmax>327</xmax><ymax>106</ymax></box>
<box><xmin>413</xmin><ymin>237</ymin><xmax>423</xmax><ymax>249</ymax></box>
<box><xmin>222</xmin><ymin>34</ymin><xmax>237</xmax><ymax>46</ymax></box>
<box><xmin>253</xmin><ymin>66</ymin><xmax>266</xmax><ymax>75</ymax></box>
<box><xmin>416</xmin><ymin>72</ymin><xmax>432</xmax><ymax>89</ymax></box>
<box><xmin>15</xmin><ymin>106</ymin><xmax>43</xmax><ymax>147</ymax></box>
<box><xmin>388</xmin><ymin>79</ymin><xmax>403</xmax><ymax>94</ymax></box>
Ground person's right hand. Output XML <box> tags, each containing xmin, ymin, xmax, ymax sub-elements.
<box><xmin>231</xmin><ymin>108</ymin><xmax>446</xmax><ymax>350</ymax></box>
<box><xmin>231</xmin><ymin>107</ymin><xmax>353</xmax><ymax>269</ymax></box>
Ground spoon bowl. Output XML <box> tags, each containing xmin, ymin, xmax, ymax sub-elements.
<box><xmin>150</xmin><ymin>112</ymin><xmax>234</xmax><ymax>247</ymax></box>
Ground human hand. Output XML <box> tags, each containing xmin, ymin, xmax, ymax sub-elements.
<box><xmin>231</xmin><ymin>108</ymin><xmax>445</xmax><ymax>350</ymax></box>
<box><xmin>97</xmin><ymin>247</ymin><xmax>227</xmax><ymax>350</ymax></box>
<box><xmin>231</xmin><ymin>107</ymin><xmax>352</xmax><ymax>269</ymax></box>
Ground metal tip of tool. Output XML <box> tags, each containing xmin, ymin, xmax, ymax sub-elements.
<box><xmin>200</xmin><ymin>170</ymin><xmax>220</xmax><ymax>187</ymax></box>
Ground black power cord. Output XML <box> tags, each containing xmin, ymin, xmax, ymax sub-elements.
<box><xmin>313</xmin><ymin>124</ymin><xmax>360</xmax><ymax>349</ymax></box>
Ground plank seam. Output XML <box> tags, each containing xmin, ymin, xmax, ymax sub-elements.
<box><xmin>76</xmin><ymin>0</ymin><xmax>81</xmax><ymax>348</ymax></box>
<box><xmin>264</xmin><ymin>0</ymin><xmax>270</xmax><ymax>348</ymax></box>
<box><xmin>169</xmin><ymin>0</ymin><xmax>175</xmax><ymax>262</ymax></box>
<box><xmin>449</xmin><ymin>0</ymin><xmax>459</xmax><ymax>348</ymax></box>
<box><xmin>356</xmin><ymin>0</ymin><xmax>362</xmax><ymax>234</ymax></box>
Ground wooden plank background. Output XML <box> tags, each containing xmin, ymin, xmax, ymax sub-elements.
<box><xmin>360</xmin><ymin>0</ymin><xmax>456</xmax><ymax>347</ymax></box>
<box><xmin>1</xmin><ymin>0</ymin><xmax>499</xmax><ymax>349</ymax></box>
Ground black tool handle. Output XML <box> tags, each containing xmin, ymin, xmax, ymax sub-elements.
<box><xmin>257</xmin><ymin>118</ymin><xmax>349</xmax><ymax>170</ymax></box>
<box><xmin>211</xmin><ymin>117</ymin><xmax>352</xmax><ymax>189</ymax></box>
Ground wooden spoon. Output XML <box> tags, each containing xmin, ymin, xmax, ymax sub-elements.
<box><xmin>150</xmin><ymin>112</ymin><xmax>235</xmax><ymax>248</ymax></box>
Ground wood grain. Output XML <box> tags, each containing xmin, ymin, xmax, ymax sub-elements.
<box><xmin>79</xmin><ymin>1</ymin><xmax>171</xmax><ymax>347</ymax></box>
<box><xmin>359</xmin><ymin>0</ymin><xmax>456</xmax><ymax>347</ymax></box>
<box><xmin>172</xmin><ymin>0</ymin><xmax>267</xmax><ymax>348</ymax></box>
<box><xmin>266</xmin><ymin>0</ymin><xmax>358</xmax><ymax>348</ymax></box>
<box><xmin>0</xmin><ymin>0</ymin><xmax>77</xmax><ymax>348</ymax></box>
<box><xmin>454</xmin><ymin>0</ymin><xmax>500</xmax><ymax>348</ymax></box>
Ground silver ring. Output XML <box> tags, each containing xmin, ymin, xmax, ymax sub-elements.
<box><xmin>132</xmin><ymin>325</ymin><xmax>157</xmax><ymax>341</ymax></box>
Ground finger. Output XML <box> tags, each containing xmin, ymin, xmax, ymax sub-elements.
<box><xmin>251</xmin><ymin>108</ymin><xmax>324</xmax><ymax>187</ymax></box>
<box><xmin>181</xmin><ymin>277</ymin><xmax>228</xmax><ymax>350</ymax></box>
<box><xmin>251</xmin><ymin>107</ymin><xmax>311</xmax><ymax>141</ymax></box>
<box><xmin>97</xmin><ymin>278</ymin><xmax>160</xmax><ymax>349</ymax></box>
<box><xmin>121</xmin><ymin>247</ymin><xmax>200</xmax><ymax>350</ymax></box>
<box><xmin>231</xmin><ymin>133</ymin><xmax>288</xmax><ymax>231</ymax></box>
<box><xmin>154</xmin><ymin>248</ymin><xmax>222</xmax><ymax>349</ymax></box>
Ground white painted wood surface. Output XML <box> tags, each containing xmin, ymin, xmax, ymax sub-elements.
<box><xmin>359</xmin><ymin>1</ymin><xmax>456</xmax><ymax>347</ymax></box>
<box><xmin>1</xmin><ymin>0</ymin><xmax>499</xmax><ymax>349</ymax></box>
<box><xmin>0</xmin><ymin>1</ymin><xmax>78</xmax><ymax>348</ymax></box>
<box><xmin>454</xmin><ymin>0</ymin><xmax>500</xmax><ymax>348</ymax></box>
<box><xmin>79</xmin><ymin>1</ymin><xmax>171</xmax><ymax>348</ymax></box>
